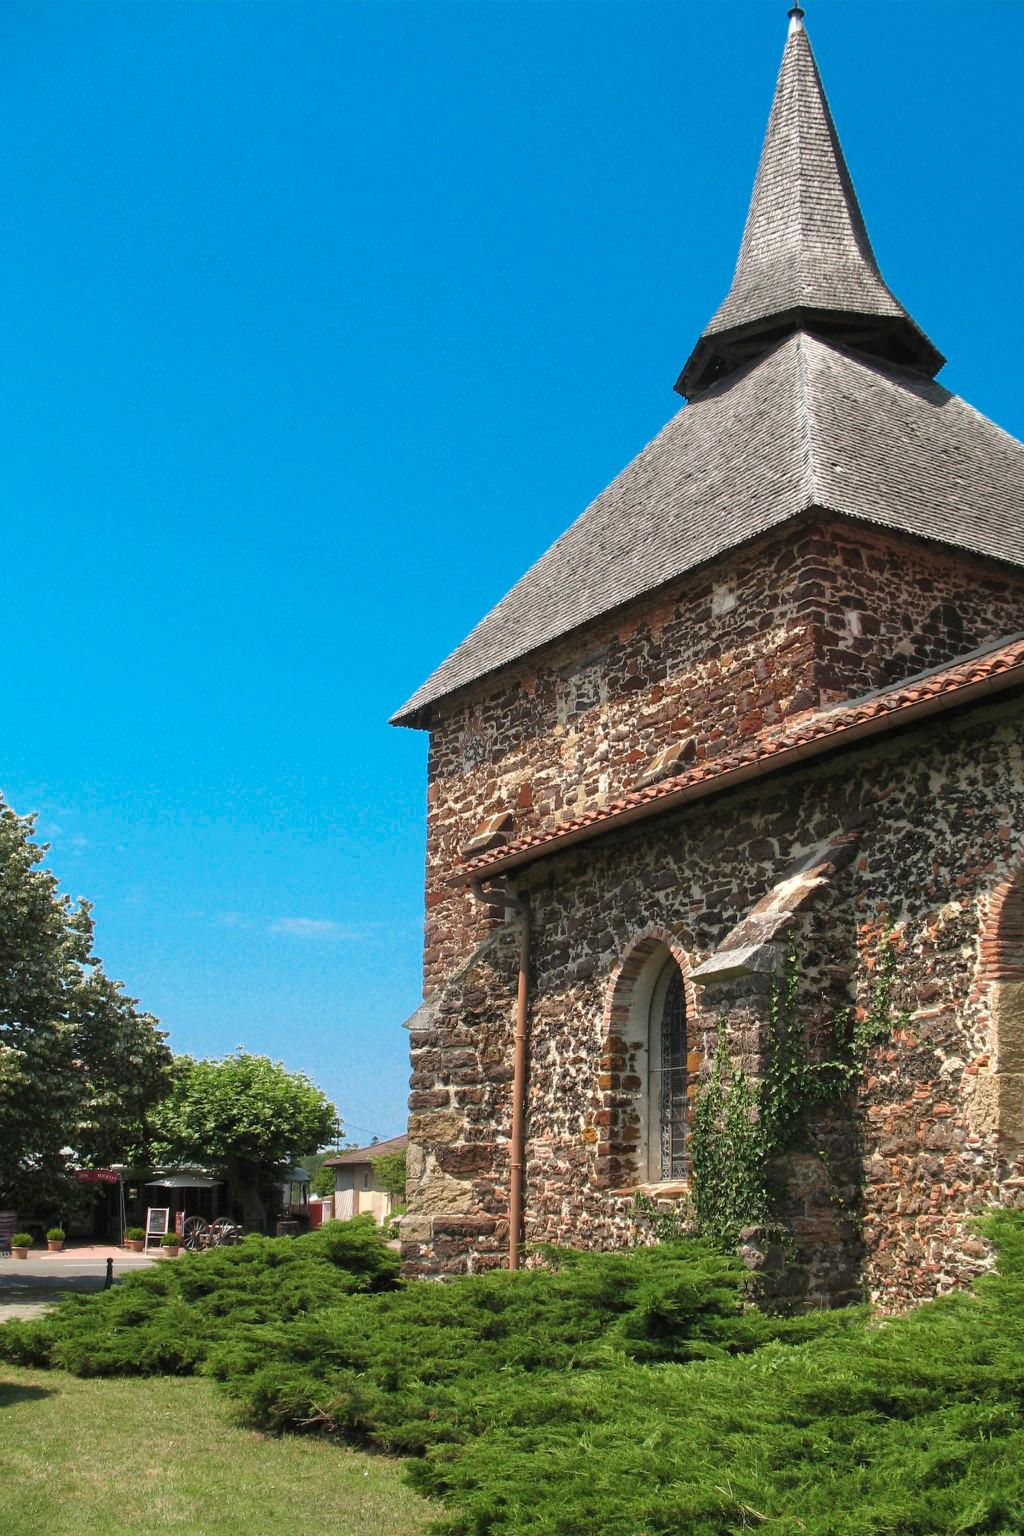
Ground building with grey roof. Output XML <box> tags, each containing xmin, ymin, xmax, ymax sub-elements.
<box><xmin>394</xmin><ymin>10</ymin><xmax>1024</xmax><ymax>1307</ymax></box>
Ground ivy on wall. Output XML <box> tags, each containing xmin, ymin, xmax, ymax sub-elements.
<box><xmin>683</xmin><ymin>927</ymin><xmax>907</xmax><ymax>1252</ymax></box>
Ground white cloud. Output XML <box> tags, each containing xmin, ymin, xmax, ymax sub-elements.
<box><xmin>214</xmin><ymin>913</ymin><xmax>376</xmax><ymax>941</ymax></box>
<box><xmin>269</xmin><ymin>917</ymin><xmax>368</xmax><ymax>941</ymax></box>
<box><xmin>215</xmin><ymin>912</ymin><xmax>255</xmax><ymax>930</ymax></box>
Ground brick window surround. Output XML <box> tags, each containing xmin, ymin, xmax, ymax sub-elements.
<box><xmin>596</xmin><ymin>926</ymin><xmax>699</xmax><ymax>1190</ymax></box>
<box><xmin>974</xmin><ymin>862</ymin><xmax>1024</xmax><ymax>1144</ymax></box>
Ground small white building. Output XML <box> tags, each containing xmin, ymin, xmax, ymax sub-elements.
<box><xmin>325</xmin><ymin>1135</ymin><xmax>407</xmax><ymax>1224</ymax></box>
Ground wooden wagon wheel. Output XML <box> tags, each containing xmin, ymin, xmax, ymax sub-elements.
<box><xmin>209</xmin><ymin>1217</ymin><xmax>243</xmax><ymax>1246</ymax></box>
<box><xmin>181</xmin><ymin>1216</ymin><xmax>208</xmax><ymax>1252</ymax></box>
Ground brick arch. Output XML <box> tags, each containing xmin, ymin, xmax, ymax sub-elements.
<box><xmin>982</xmin><ymin>866</ymin><xmax>1024</xmax><ymax>985</ymax></box>
<box><xmin>594</xmin><ymin>926</ymin><xmax>698</xmax><ymax>1189</ymax></box>
<box><xmin>602</xmin><ymin>924</ymin><xmax>699</xmax><ymax>1039</ymax></box>
<box><xmin>974</xmin><ymin>859</ymin><xmax>1024</xmax><ymax>1144</ymax></box>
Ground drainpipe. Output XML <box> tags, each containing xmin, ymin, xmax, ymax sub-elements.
<box><xmin>471</xmin><ymin>879</ymin><xmax>532</xmax><ymax>1271</ymax></box>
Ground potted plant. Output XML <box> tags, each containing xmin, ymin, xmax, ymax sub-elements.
<box><xmin>46</xmin><ymin>1227</ymin><xmax>66</xmax><ymax>1253</ymax></box>
<box><xmin>11</xmin><ymin>1233</ymin><xmax>32</xmax><ymax>1259</ymax></box>
<box><xmin>160</xmin><ymin>1231</ymin><xmax>181</xmax><ymax>1257</ymax></box>
<box><xmin>124</xmin><ymin>1226</ymin><xmax>146</xmax><ymax>1253</ymax></box>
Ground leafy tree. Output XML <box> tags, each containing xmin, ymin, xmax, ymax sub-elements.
<box><xmin>310</xmin><ymin>1164</ymin><xmax>337</xmax><ymax>1198</ymax></box>
<box><xmin>370</xmin><ymin>1150</ymin><xmax>407</xmax><ymax>1203</ymax></box>
<box><xmin>0</xmin><ymin>798</ymin><xmax>171</xmax><ymax>1210</ymax></box>
<box><xmin>301</xmin><ymin>1146</ymin><xmax>346</xmax><ymax>1198</ymax></box>
<box><xmin>149</xmin><ymin>1051</ymin><xmax>339</xmax><ymax>1228</ymax></box>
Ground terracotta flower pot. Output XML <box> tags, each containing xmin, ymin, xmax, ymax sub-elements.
<box><xmin>11</xmin><ymin>1246</ymin><xmax>28</xmax><ymax>1260</ymax></box>
<box><xmin>124</xmin><ymin>1239</ymin><xmax>144</xmax><ymax>1253</ymax></box>
<box><xmin>161</xmin><ymin>1245</ymin><xmax>180</xmax><ymax>1258</ymax></box>
<box><xmin>47</xmin><ymin>1240</ymin><xmax>64</xmax><ymax>1253</ymax></box>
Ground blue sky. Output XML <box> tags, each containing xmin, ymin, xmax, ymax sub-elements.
<box><xmin>2</xmin><ymin>0</ymin><xmax>1022</xmax><ymax>1144</ymax></box>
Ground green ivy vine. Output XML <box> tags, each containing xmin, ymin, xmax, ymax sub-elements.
<box><xmin>683</xmin><ymin>926</ymin><xmax>908</xmax><ymax>1253</ymax></box>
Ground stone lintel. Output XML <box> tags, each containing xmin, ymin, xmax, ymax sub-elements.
<box><xmin>692</xmin><ymin>941</ymin><xmax>784</xmax><ymax>985</ymax></box>
<box><xmin>691</xmin><ymin>827</ymin><xmax>860</xmax><ymax>986</ymax></box>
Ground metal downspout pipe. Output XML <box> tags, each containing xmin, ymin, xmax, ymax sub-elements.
<box><xmin>471</xmin><ymin>879</ymin><xmax>532</xmax><ymax>1271</ymax></box>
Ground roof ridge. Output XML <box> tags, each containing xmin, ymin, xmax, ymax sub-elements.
<box><xmin>790</xmin><ymin>21</ymin><xmax>879</xmax><ymax>276</ymax></box>
<box><xmin>794</xmin><ymin>333</ymin><xmax>819</xmax><ymax>506</ymax></box>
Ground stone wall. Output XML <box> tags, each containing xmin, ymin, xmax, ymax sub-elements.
<box><xmin>420</xmin><ymin>518</ymin><xmax>1024</xmax><ymax>997</ymax></box>
<box><xmin>403</xmin><ymin>699</ymin><xmax>1024</xmax><ymax>1308</ymax></box>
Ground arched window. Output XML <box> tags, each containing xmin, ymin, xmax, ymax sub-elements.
<box><xmin>647</xmin><ymin>958</ymin><xmax>688</xmax><ymax>1180</ymax></box>
<box><xmin>600</xmin><ymin>935</ymin><xmax>692</xmax><ymax>1188</ymax></box>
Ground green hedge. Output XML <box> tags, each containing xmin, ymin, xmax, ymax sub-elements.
<box><xmin>209</xmin><ymin>1240</ymin><xmax>842</xmax><ymax>1453</ymax></box>
<box><xmin>409</xmin><ymin>1214</ymin><xmax>1024</xmax><ymax>1536</ymax></box>
<box><xmin>0</xmin><ymin>1215</ymin><xmax>399</xmax><ymax>1376</ymax></box>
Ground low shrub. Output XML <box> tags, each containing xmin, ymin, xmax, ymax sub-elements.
<box><xmin>11</xmin><ymin>1233</ymin><xmax>32</xmax><ymax>1248</ymax></box>
<box><xmin>46</xmin><ymin>1227</ymin><xmax>65</xmax><ymax>1243</ymax></box>
<box><xmin>210</xmin><ymin>1241</ymin><xmax>851</xmax><ymax>1453</ymax></box>
<box><xmin>160</xmin><ymin>1232</ymin><xmax>181</xmax><ymax>1247</ymax></box>
<box><xmin>124</xmin><ymin>1227</ymin><xmax>146</xmax><ymax>1243</ymax></box>
<box><xmin>0</xmin><ymin>1215</ymin><xmax>400</xmax><ymax>1377</ymax></box>
<box><xmin>407</xmin><ymin>1213</ymin><xmax>1024</xmax><ymax>1536</ymax></box>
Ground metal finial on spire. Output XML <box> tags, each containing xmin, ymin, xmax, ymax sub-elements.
<box><xmin>788</xmin><ymin>4</ymin><xmax>805</xmax><ymax>32</ymax></box>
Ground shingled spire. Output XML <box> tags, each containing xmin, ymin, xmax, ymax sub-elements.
<box><xmin>677</xmin><ymin>9</ymin><xmax>944</xmax><ymax>398</ymax></box>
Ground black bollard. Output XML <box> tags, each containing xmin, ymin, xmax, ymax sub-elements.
<box><xmin>104</xmin><ymin>1257</ymin><xmax>114</xmax><ymax>1290</ymax></box>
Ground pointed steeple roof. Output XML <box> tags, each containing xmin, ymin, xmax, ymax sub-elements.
<box><xmin>677</xmin><ymin>10</ymin><xmax>944</xmax><ymax>398</ymax></box>
<box><xmin>392</xmin><ymin>11</ymin><xmax>1024</xmax><ymax>731</ymax></box>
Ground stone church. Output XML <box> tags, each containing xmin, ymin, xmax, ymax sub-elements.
<box><xmin>392</xmin><ymin>10</ymin><xmax>1024</xmax><ymax>1306</ymax></box>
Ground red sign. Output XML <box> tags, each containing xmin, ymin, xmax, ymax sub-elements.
<box><xmin>76</xmin><ymin>1169</ymin><xmax>120</xmax><ymax>1185</ymax></box>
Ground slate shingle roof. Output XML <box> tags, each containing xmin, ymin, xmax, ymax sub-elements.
<box><xmin>391</xmin><ymin>14</ymin><xmax>1017</xmax><ymax>730</ymax></box>
<box><xmin>678</xmin><ymin>15</ymin><xmax>943</xmax><ymax>395</ymax></box>
<box><xmin>450</xmin><ymin>634</ymin><xmax>1024</xmax><ymax>882</ymax></box>
<box><xmin>392</xmin><ymin>334</ymin><xmax>1024</xmax><ymax>725</ymax></box>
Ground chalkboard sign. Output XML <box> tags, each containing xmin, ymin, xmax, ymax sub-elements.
<box><xmin>0</xmin><ymin>1211</ymin><xmax>16</xmax><ymax>1254</ymax></box>
<box><xmin>145</xmin><ymin>1207</ymin><xmax>170</xmax><ymax>1250</ymax></box>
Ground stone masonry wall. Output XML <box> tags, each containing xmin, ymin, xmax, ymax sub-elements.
<box><xmin>403</xmin><ymin>701</ymin><xmax>1024</xmax><ymax>1308</ymax></box>
<box><xmin>420</xmin><ymin>517</ymin><xmax>1024</xmax><ymax>998</ymax></box>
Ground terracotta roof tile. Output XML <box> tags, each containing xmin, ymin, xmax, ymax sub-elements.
<box><xmin>324</xmin><ymin>1133</ymin><xmax>408</xmax><ymax>1167</ymax></box>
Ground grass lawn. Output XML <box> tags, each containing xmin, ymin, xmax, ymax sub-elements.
<box><xmin>0</xmin><ymin>1367</ymin><xmax>436</xmax><ymax>1536</ymax></box>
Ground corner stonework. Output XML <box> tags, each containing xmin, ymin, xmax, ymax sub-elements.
<box><xmin>402</xmin><ymin>923</ymin><xmax>520</xmax><ymax>1278</ymax></box>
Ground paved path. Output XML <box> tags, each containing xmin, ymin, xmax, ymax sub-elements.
<box><xmin>0</xmin><ymin>1244</ymin><xmax>158</xmax><ymax>1320</ymax></box>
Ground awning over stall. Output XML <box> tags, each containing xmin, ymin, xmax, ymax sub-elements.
<box><xmin>145</xmin><ymin>1175</ymin><xmax>222</xmax><ymax>1189</ymax></box>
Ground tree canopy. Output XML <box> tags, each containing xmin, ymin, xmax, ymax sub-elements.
<box><xmin>371</xmin><ymin>1150</ymin><xmax>407</xmax><ymax>1203</ymax></box>
<box><xmin>301</xmin><ymin>1146</ymin><xmax>346</xmax><ymax>1197</ymax></box>
<box><xmin>149</xmin><ymin>1051</ymin><xmax>339</xmax><ymax>1227</ymax></box>
<box><xmin>0</xmin><ymin>798</ymin><xmax>171</xmax><ymax>1209</ymax></box>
